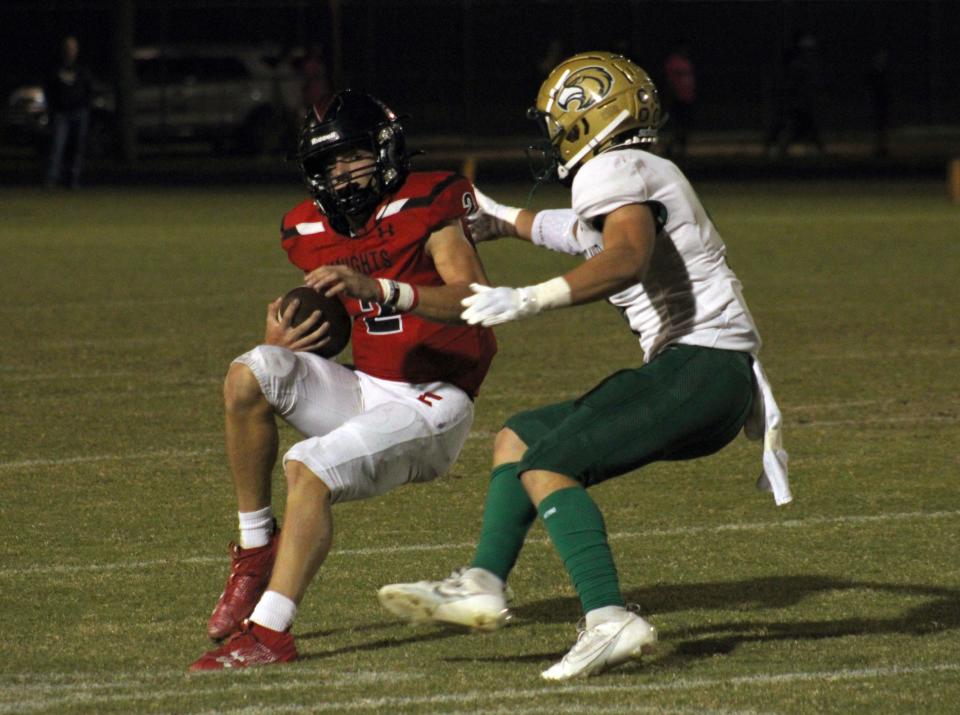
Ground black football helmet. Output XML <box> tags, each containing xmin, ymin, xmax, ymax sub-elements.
<box><xmin>298</xmin><ymin>90</ymin><xmax>410</xmax><ymax>231</ymax></box>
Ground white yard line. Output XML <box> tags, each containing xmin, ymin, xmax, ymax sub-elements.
<box><xmin>1</xmin><ymin>668</ymin><xmax>418</xmax><ymax>696</ymax></box>
<box><xmin>727</xmin><ymin>213</ymin><xmax>960</xmax><ymax>224</ymax></box>
<box><xmin>0</xmin><ymin>671</ymin><xmax>421</xmax><ymax>714</ymax></box>
<box><xmin>2</xmin><ymin>393</ymin><xmax>955</xmax><ymax>474</ymax></box>
<box><xmin>792</xmin><ymin>415</ymin><xmax>957</xmax><ymax>427</ymax></box>
<box><xmin>0</xmin><ymin>372</ymin><xmax>222</xmax><ymax>384</ymax></box>
<box><xmin>443</xmin><ymin>706</ymin><xmax>762</xmax><ymax>715</ymax></box>
<box><xmin>2</xmin><ymin>662</ymin><xmax>944</xmax><ymax>715</ymax></box>
<box><xmin>189</xmin><ymin>663</ymin><xmax>960</xmax><ymax>714</ymax></box>
<box><xmin>802</xmin><ymin>347</ymin><xmax>959</xmax><ymax>360</ymax></box>
<box><xmin>4</xmin><ymin>397</ymin><xmax>955</xmax><ymax>473</ymax></box>
<box><xmin>1</xmin><ymin>509</ymin><xmax>957</xmax><ymax>579</ymax></box>
<box><xmin>786</xmin><ymin>398</ymin><xmax>911</xmax><ymax>411</ymax></box>
<box><xmin>0</xmin><ymin>448</ymin><xmax>218</xmax><ymax>471</ymax></box>
<box><xmin>608</xmin><ymin>509</ymin><xmax>960</xmax><ymax>541</ymax></box>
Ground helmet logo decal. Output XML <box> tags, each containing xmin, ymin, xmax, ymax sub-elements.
<box><xmin>555</xmin><ymin>66</ymin><xmax>614</xmax><ymax>112</ymax></box>
<box><xmin>311</xmin><ymin>131</ymin><xmax>340</xmax><ymax>145</ymax></box>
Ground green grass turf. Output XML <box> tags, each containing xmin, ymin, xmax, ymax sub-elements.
<box><xmin>0</xmin><ymin>178</ymin><xmax>958</xmax><ymax>713</ymax></box>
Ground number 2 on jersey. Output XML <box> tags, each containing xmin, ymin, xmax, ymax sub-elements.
<box><xmin>359</xmin><ymin>300</ymin><xmax>403</xmax><ymax>335</ymax></box>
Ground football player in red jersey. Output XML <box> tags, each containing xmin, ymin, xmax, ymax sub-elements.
<box><xmin>190</xmin><ymin>91</ymin><xmax>497</xmax><ymax>670</ymax></box>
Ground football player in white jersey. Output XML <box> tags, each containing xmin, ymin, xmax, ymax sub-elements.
<box><xmin>378</xmin><ymin>52</ymin><xmax>790</xmax><ymax>681</ymax></box>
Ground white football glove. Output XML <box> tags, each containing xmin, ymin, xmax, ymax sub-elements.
<box><xmin>466</xmin><ymin>188</ymin><xmax>522</xmax><ymax>243</ymax></box>
<box><xmin>460</xmin><ymin>283</ymin><xmax>541</xmax><ymax>326</ymax></box>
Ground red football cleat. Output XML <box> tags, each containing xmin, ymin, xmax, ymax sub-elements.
<box><xmin>206</xmin><ymin>530</ymin><xmax>279</xmax><ymax>641</ymax></box>
<box><xmin>189</xmin><ymin>621</ymin><xmax>297</xmax><ymax>671</ymax></box>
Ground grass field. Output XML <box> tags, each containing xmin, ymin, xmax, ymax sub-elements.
<box><xmin>1</xmin><ymin>177</ymin><xmax>958</xmax><ymax>714</ymax></box>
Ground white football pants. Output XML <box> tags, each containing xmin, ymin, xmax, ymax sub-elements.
<box><xmin>234</xmin><ymin>345</ymin><xmax>474</xmax><ymax>503</ymax></box>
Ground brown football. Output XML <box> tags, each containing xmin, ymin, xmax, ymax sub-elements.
<box><xmin>279</xmin><ymin>286</ymin><xmax>352</xmax><ymax>358</ymax></box>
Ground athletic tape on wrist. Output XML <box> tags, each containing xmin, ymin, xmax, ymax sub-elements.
<box><xmin>478</xmin><ymin>188</ymin><xmax>522</xmax><ymax>227</ymax></box>
<box><xmin>376</xmin><ymin>278</ymin><xmax>419</xmax><ymax>312</ymax></box>
<box><xmin>528</xmin><ymin>276</ymin><xmax>572</xmax><ymax>311</ymax></box>
<box><xmin>495</xmin><ymin>205</ymin><xmax>522</xmax><ymax>226</ymax></box>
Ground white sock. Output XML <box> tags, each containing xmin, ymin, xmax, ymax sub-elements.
<box><xmin>585</xmin><ymin>605</ymin><xmax>629</xmax><ymax>629</ymax></box>
<box><xmin>250</xmin><ymin>590</ymin><xmax>297</xmax><ymax>632</ymax></box>
<box><xmin>238</xmin><ymin>506</ymin><xmax>274</xmax><ymax>549</ymax></box>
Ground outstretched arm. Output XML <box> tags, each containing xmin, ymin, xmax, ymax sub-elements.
<box><xmin>467</xmin><ymin>187</ymin><xmax>535</xmax><ymax>242</ymax></box>
<box><xmin>461</xmin><ymin>203</ymin><xmax>656</xmax><ymax>327</ymax></box>
<box><xmin>416</xmin><ymin>220</ymin><xmax>491</xmax><ymax>322</ymax></box>
<box><xmin>469</xmin><ymin>187</ymin><xmax>584</xmax><ymax>256</ymax></box>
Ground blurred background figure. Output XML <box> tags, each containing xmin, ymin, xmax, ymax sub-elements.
<box><xmin>764</xmin><ymin>32</ymin><xmax>826</xmax><ymax>158</ymax></box>
<box><xmin>866</xmin><ymin>48</ymin><xmax>890</xmax><ymax>158</ymax></box>
<box><xmin>537</xmin><ymin>38</ymin><xmax>564</xmax><ymax>78</ymax></box>
<box><xmin>662</xmin><ymin>43</ymin><xmax>697</xmax><ymax>158</ymax></box>
<box><xmin>44</xmin><ymin>35</ymin><xmax>94</xmax><ymax>188</ymax></box>
<box><xmin>301</xmin><ymin>43</ymin><xmax>332</xmax><ymax>112</ymax></box>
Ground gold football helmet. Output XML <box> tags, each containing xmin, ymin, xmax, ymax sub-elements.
<box><xmin>528</xmin><ymin>51</ymin><xmax>661</xmax><ymax>183</ymax></box>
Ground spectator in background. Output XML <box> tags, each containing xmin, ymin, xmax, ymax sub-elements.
<box><xmin>764</xmin><ymin>32</ymin><xmax>826</xmax><ymax>158</ymax></box>
<box><xmin>537</xmin><ymin>38</ymin><xmax>564</xmax><ymax>78</ymax></box>
<box><xmin>663</xmin><ymin>43</ymin><xmax>696</xmax><ymax>158</ymax></box>
<box><xmin>866</xmin><ymin>48</ymin><xmax>890</xmax><ymax>158</ymax></box>
<box><xmin>301</xmin><ymin>43</ymin><xmax>332</xmax><ymax>112</ymax></box>
<box><xmin>44</xmin><ymin>36</ymin><xmax>94</xmax><ymax>189</ymax></box>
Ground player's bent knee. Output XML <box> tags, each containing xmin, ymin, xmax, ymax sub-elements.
<box><xmin>230</xmin><ymin>345</ymin><xmax>301</xmax><ymax>415</ymax></box>
<box><xmin>520</xmin><ymin>468</ymin><xmax>581</xmax><ymax>506</ymax></box>
<box><xmin>493</xmin><ymin>427</ymin><xmax>528</xmax><ymax>464</ymax></box>
<box><xmin>223</xmin><ymin>362</ymin><xmax>267</xmax><ymax>411</ymax></box>
<box><xmin>284</xmin><ymin>459</ymin><xmax>329</xmax><ymax>497</ymax></box>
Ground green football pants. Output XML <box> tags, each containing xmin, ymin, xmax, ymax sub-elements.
<box><xmin>506</xmin><ymin>344</ymin><xmax>754</xmax><ymax>487</ymax></box>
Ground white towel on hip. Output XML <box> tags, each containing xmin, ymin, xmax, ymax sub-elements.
<box><xmin>744</xmin><ymin>358</ymin><xmax>792</xmax><ymax>505</ymax></box>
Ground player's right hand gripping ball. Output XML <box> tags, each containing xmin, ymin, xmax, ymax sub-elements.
<box><xmin>280</xmin><ymin>286</ymin><xmax>351</xmax><ymax>358</ymax></box>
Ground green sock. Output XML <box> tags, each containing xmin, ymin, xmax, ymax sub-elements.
<box><xmin>470</xmin><ymin>463</ymin><xmax>537</xmax><ymax>582</ymax></box>
<box><xmin>538</xmin><ymin>486</ymin><xmax>625</xmax><ymax>613</ymax></box>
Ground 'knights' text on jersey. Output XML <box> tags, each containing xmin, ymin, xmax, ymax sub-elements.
<box><xmin>280</xmin><ymin>171</ymin><xmax>496</xmax><ymax>397</ymax></box>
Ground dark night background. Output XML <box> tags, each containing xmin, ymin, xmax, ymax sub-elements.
<box><xmin>1</xmin><ymin>0</ymin><xmax>958</xmax><ymax>178</ymax></box>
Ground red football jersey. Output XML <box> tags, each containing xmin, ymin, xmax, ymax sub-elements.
<box><xmin>280</xmin><ymin>171</ymin><xmax>496</xmax><ymax>397</ymax></box>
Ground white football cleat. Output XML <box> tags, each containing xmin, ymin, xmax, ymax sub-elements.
<box><xmin>541</xmin><ymin>610</ymin><xmax>657</xmax><ymax>681</ymax></box>
<box><xmin>377</xmin><ymin>567</ymin><xmax>512</xmax><ymax>632</ymax></box>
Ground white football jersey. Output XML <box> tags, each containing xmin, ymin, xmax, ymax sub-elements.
<box><xmin>566</xmin><ymin>148</ymin><xmax>761</xmax><ymax>361</ymax></box>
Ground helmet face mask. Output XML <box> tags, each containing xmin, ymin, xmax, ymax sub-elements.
<box><xmin>525</xmin><ymin>107</ymin><xmax>565</xmax><ymax>185</ymax></box>
<box><xmin>302</xmin><ymin>140</ymin><xmax>379</xmax><ymax>215</ymax></box>
<box><xmin>528</xmin><ymin>51</ymin><xmax>662</xmax><ymax>185</ymax></box>
<box><xmin>299</xmin><ymin>91</ymin><xmax>410</xmax><ymax>232</ymax></box>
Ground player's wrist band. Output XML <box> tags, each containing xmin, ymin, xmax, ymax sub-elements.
<box><xmin>527</xmin><ymin>276</ymin><xmax>572</xmax><ymax>311</ymax></box>
<box><xmin>491</xmin><ymin>204</ymin><xmax>523</xmax><ymax>226</ymax></box>
<box><xmin>376</xmin><ymin>278</ymin><xmax>420</xmax><ymax>312</ymax></box>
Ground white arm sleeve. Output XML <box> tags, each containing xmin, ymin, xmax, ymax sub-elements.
<box><xmin>530</xmin><ymin>209</ymin><xmax>580</xmax><ymax>255</ymax></box>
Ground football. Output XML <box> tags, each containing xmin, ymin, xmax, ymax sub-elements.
<box><xmin>279</xmin><ymin>286</ymin><xmax>352</xmax><ymax>358</ymax></box>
